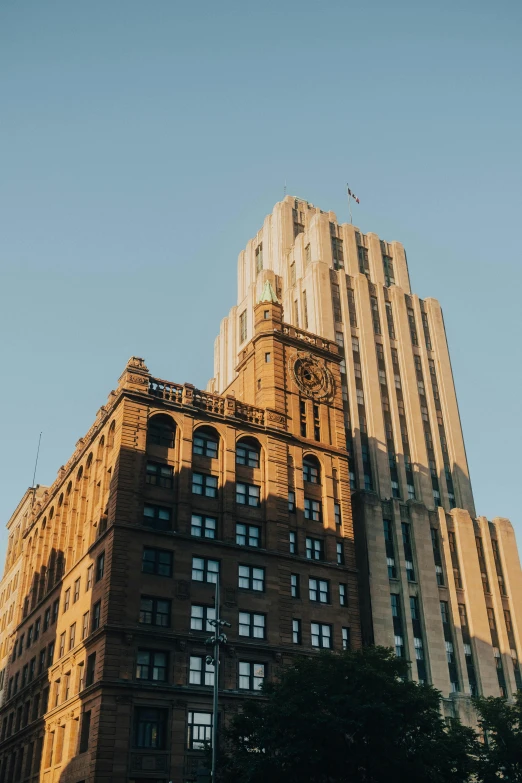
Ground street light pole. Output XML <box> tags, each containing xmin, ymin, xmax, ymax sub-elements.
<box><xmin>206</xmin><ymin>578</ymin><xmax>230</xmax><ymax>782</ymax></box>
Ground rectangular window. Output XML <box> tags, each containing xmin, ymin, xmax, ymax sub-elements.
<box><xmin>134</xmin><ymin>707</ymin><xmax>167</xmax><ymax>749</ymax></box>
<box><xmin>86</xmin><ymin>566</ymin><xmax>93</xmax><ymax>591</ymax></box>
<box><xmin>306</xmin><ymin>537</ymin><xmax>324</xmax><ymax>561</ymax></box>
<box><xmin>27</xmin><ymin>626</ymin><xmax>33</xmax><ymax>648</ymax></box>
<box><xmin>142</xmin><ymin>547</ymin><xmax>173</xmax><ymax>577</ymax></box>
<box><xmin>43</xmin><ymin>607</ymin><xmax>51</xmax><ymax>632</ymax></box>
<box><xmin>63</xmin><ymin>589</ymin><xmax>70</xmax><ymax>612</ymax></box>
<box><xmin>47</xmin><ymin>642</ymin><xmax>55</xmax><ymax>667</ymax></box>
<box><xmin>236</xmin><ymin>444</ymin><xmax>260</xmax><ymax>468</ymax></box>
<box><xmin>79</xmin><ymin>711</ymin><xmax>91</xmax><ymax>753</ymax></box>
<box><xmin>304</xmin><ymin>498</ymin><xmax>321</xmax><ymax>522</ymax></box>
<box><xmin>292</xmin><ymin>618</ymin><xmax>302</xmax><ymax>644</ymax></box>
<box><xmin>69</xmin><ymin>623</ymin><xmax>76</xmax><ymax>651</ymax></box>
<box><xmin>59</xmin><ymin>633</ymin><xmax>65</xmax><ymax>658</ymax></box>
<box><xmin>236</xmin><ymin>482</ymin><xmax>261</xmax><ymax>507</ymax></box>
<box><xmin>339</xmin><ymin>584</ymin><xmax>347</xmax><ymax>606</ymax></box>
<box><xmin>291</xmin><ymin>574</ymin><xmax>300</xmax><ymax>598</ymax></box>
<box><xmin>35</xmin><ymin>619</ymin><xmax>41</xmax><ymax>641</ymax></box>
<box><xmin>288</xmin><ymin>491</ymin><xmax>296</xmax><ymax>513</ymax></box>
<box><xmin>189</xmin><ymin>656</ymin><xmax>214</xmax><ymax>686</ymax></box>
<box><xmin>192</xmin><ymin>557</ymin><xmax>219</xmax><ymax>584</ymax></box>
<box><xmin>191</xmin><ymin>514</ymin><xmax>217</xmax><ymax>539</ymax></box>
<box><xmin>187</xmin><ymin>711</ymin><xmax>212</xmax><ymax>750</ymax></box>
<box><xmin>190</xmin><ymin>605</ymin><xmax>216</xmax><ymax>632</ymax></box>
<box><xmin>145</xmin><ymin>462</ymin><xmax>174</xmax><ymax>488</ymax></box>
<box><xmin>91</xmin><ymin>601</ymin><xmax>101</xmax><ymax>632</ymax></box>
<box><xmin>136</xmin><ymin>650</ymin><xmax>168</xmax><ymax>682</ymax></box>
<box><xmin>305</xmin><ymin>244</ymin><xmax>311</xmax><ymax>266</ymax></box>
<box><xmin>193</xmin><ymin>433</ymin><xmax>218</xmax><ymax>458</ymax></box>
<box><xmin>239</xmin><ymin>661</ymin><xmax>265</xmax><ymax>691</ymax></box>
<box><xmin>73</xmin><ymin>579</ymin><xmax>80</xmax><ymax>603</ymax></box>
<box><xmin>337</xmin><ymin>541</ymin><xmax>345</xmax><ymax>565</ymax></box>
<box><xmin>82</xmin><ymin>612</ymin><xmax>89</xmax><ymax>640</ymax></box>
<box><xmin>238</xmin><ymin>612</ymin><xmax>266</xmax><ymax>639</ymax></box>
<box><xmin>289</xmin><ymin>531</ymin><xmax>297</xmax><ymax>554</ymax></box>
<box><xmin>311</xmin><ymin>622</ymin><xmax>332</xmax><ymax>649</ymax></box>
<box><xmin>309</xmin><ymin>578</ymin><xmax>329</xmax><ymax>603</ymax></box>
<box><xmin>334</xmin><ymin>503</ymin><xmax>341</xmax><ymax>526</ymax></box>
<box><xmin>238</xmin><ymin>565</ymin><xmax>265</xmax><ymax>592</ymax></box>
<box><xmin>192</xmin><ymin>473</ymin><xmax>218</xmax><ymax>498</ymax></box>
<box><xmin>239</xmin><ymin>310</ymin><xmax>247</xmax><ymax>343</ymax></box>
<box><xmin>143</xmin><ymin>504</ymin><xmax>172</xmax><ymax>531</ymax></box>
<box><xmin>86</xmin><ymin>652</ymin><xmax>96</xmax><ymax>687</ymax></box>
<box><xmin>235</xmin><ymin>523</ymin><xmax>260</xmax><ymax>547</ymax></box>
<box><xmin>139</xmin><ymin>597</ymin><xmax>171</xmax><ymax>627</ymax></box>
<box><xmin>303</xmin><ymin>461</ymin><xmax>319</xmax><ymax>484</ymax></box>
<box><xmin>342</xmin><ymin>627</ymin><xmax>350</xmax><ymax>650</ymax></box>
<box><xmin>96</xmin><ymin>552</ymin><xmax>105</xmax><ymax>582</ymax></box>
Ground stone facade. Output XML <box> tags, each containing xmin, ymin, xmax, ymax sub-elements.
<box><xmin>0</xmin><ymin>300</ymin><xmax>359</xmax><ymax>782</ymax></box>
<box><xmin>208</xmin><ymin>194</ymin><xmax>522</xmax><ymax>719</ymax></box>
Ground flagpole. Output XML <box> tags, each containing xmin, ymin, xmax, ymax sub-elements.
<box><xmin>347</xmin><ymin>184</ymin><xmax>353</xmax><ymax>225</ymax></box>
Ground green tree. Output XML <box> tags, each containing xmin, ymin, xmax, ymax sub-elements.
<box><xmin>219</xmin><ymin>647</ymin><xmax>479</xmax><ymax>783</ymax></box>
<box><xmin>475</xmin><ymin>692</ymin><xmax>522</xmax><ymax>782</ymax></box>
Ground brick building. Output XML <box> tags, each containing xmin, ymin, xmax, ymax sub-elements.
<box><xmin>0</xmin><ymin>292</ymin><xmax>359</xmax><ymax>782</ymax></box>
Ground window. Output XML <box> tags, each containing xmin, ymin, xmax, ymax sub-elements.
<box><xmin>239</xmin><ymin>661</ymin><xmax>265</xmax><ymax>691</ymax></box>
<box><xmin>27</xmin><ymin>626</ymin><xmax>33</xmax><ymax>648</ymax></box>
<box><xmin>134</xmin><ymin>707</ymin><xmax>167</xmax><ymax>749</ymax></box>
<box><xmin>337</xmin><ymin>542</ymin><xmax>345</xmax><ymax>565</ymax></box>
<box><xmin>193</xmin><ymin>431</ymin><xmax>219</xmax><ymax>459</ymax></box>
<box><xmin>82</xmin><ymin>612</ymin><xmax>89</xmax><ymax>640</ymax></box>
<box><xmin>289</xmin><ymin>531</ymin><xmax>297</xmax><ymax>554</ymax></box>
<box><xmin>440</xmin><ymin>601</ymin><xmax>450</xmax><ymax>625</ymax></box>
<box><xmin>288</xmin><ymin>491</ymin><xmax>296</xmax><ymax>512</ymax></box>
<box><xmin>303</xmin><ymin>458</ymin><xmax>320</xmax><ymax>484</ymax></box>
<box><xmin>391</xmin><ymin>593</ymin><xmax>401</xmax><ymax>618</ymax></box>
<box><xmin>143</xmin><ymin>504</ymin><xmax>172</xmax><ymax>530</ymax></box>
<box><xmin>305</xmin><ymin>244</ymin><xmax>311</xmax><ymax>266</ymax></box>
<box><xmin>43</xmin><ymin>607</ymin><xmax>51</xmax><ymax>632</ymax></box>
<box><xmin>69</xmin><ymin>623</ymin><xmax>76</xmax><ymax>651</ymax></box>
<box><xmin>291</xmin><ymin>574</ymin><xmax>300</xmax><ymax>598</ymax></box>
<box><xmin>59</xmin><ymin>633</ymin><xmax>66</xmax><ymax>658</ymax></box>
<box><xmin>190</xmin><ymin>605</ymin><xmax>216</xmax><ymax>632</ymax></box>
<box><xmin>189</xmin><ymin>656</ymin><xmax>214</xmax><ymax>686</ymax></box>
<box><xmin>239</xmin><ymin>612</ymin><xmax>265</xmax><ymax>639</ymax></box>
<box><xmin>63</xmin><ymin>589</ymin><xmax>71</xmax><ymax>612</ymax></box>
<box><xmin>395</xmin><ymin>635</ymin><xmax>405</xmax><ymax>658</ymax></box>
<box><xmin>236</xmin><ymin>482</ymin><xmax>260</xmax><ymax>507</ymax></box>
<box><xmin>339</xmin><ymin>584</ymin><xmax>348</xmax><ymax>606</ymax></box>
<box><xmin>237</xmin><ymin>442</ymin><xmax>260</xmax><ymax>468</ymax></box>
<box><xmin>192</xmin><ymin>473</ymin><xmax>218</xmax><ymax>498</ymax></box>
<box><xmin>435</xmin><ymin>565</ymin><xmax>444</xmax><ymax>586</ymax></box>
<box><xmin>304</xmin><ymin>498</ymin><xmax>321</xmax><ymax>522</ymax></box>
<box><xmin>38</xmin><ymin>649</ymin><xmax>45</xmax><ymax>673</ymax></box>
<box><xmin>139</xmin><ymin>597</ymin><xmax>170</xmax><ymax>627</ymax></box>
<box><xmin>79</xmin><ymin>711</ymin><xmax>91</xmax><ymax>753</ymax></box>
<box><xmin>334</xmin><ymin>503</ymin><xmax>341</xmax><ymax>526</ymax></box>
<box><xmin>311</xmin><ymin>623</ymin><xmax>332</xmax><ymax>649</ymax></box>
<box><xmin>73</xmin><ymin>579</ymin><xmax>80</xmax><ymax>603</ymax></box>
<box><xmin>238</xmin><ymin>565</ymin><xmax>265</xmax><ymax>591</ymax></box>
<box><xmin>292</xmin><ymin>619</ymin><xmax>302</xmax><ymax>644</ymax></box>
<box><xmin>239</xmin><ymin>310</ymin><xmax>247</xmax><ymax>343</ymax></box>
<box><xmin>255</xmin><ymin>243</ymin><xmax>263</xmax><ymax>273</ymax></box>
<box><xmin>47</xmin><ymin>642</ymin><xmax>55</xmax><ymax>667</ymax></box>
<box><xmin>86</xmin><ymin>566</ymin><xmax>93</xmax><ymax>591</ymax></box>
<box><xmin>96</xmin><ymin>552</ymin><xmax>105</xmax><ymax>582</ymax></box>
<box><xmin>342</xmin><ymin>627</ymin><xmax>350</xmax><ymax>650</ymax></box>
<box><xmin>187</xmin><ymin>711</ymin><xmax>212</xmax><ymax>750</ymax></box>
<box><xmin>148</xmin><ymin>416</ymin><xmax>175</xmax><ymax>448</ymax></box>
<box><xmin>306</xmin><ymin>537</ymin><xmax>324</xmax><ymax>561</ymax></box>
<box><xmin>192</xmin><ymin>557</ymin><xmax>219</xmax><ymax>584</ymax></box>
<box><xmin>86</xmin><ymin>652</ymin><xmax>96</xmax><ymax>687</ymax></box>
<box><xmin>91</xmin><ymin>601</ymin><xmax>101</xmax><ymax>631</ymax></box>
<box><xmin>290</xmin><ymin>262</ymin><xmax>296</xmax><ymax>285</ymax></box>
<box><xmin>191</xmin><ymin>514</ymin><xmax>217</xmax><ymax>539</ymax></box>
<box><xmin>136</xmin><ymin>650</ymin><xmax>168</xmax><ymax>682</ymax></box>
<box><xmin>142</xmin><ymin>547</ymin><xmax>173</xmax><ymax>577</ymax></box>
<box><xmin>146</xmin><ymin>462</ymin><xmax>174</xmax><ymax>488</ymax></box>
<box><xmin>236</xmin><ymin>523</ymin><xmax>260</xmax><ymax>547</ymax></box>
<box><xmin>309</xmin><ymin>578</ymin><xmax>329</xmax><ymax>603</ymax></box>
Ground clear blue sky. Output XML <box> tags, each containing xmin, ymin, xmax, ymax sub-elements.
<box><xmin>1</xmin><ymin>0</ymin><xmax>521</xmax><ymax>566</ymax></box>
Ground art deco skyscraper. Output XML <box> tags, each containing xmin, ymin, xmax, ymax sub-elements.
<box><xmin>209</xmin><ymin>195</ymin><xmax>522</xmax><ymax>720</ymax></box>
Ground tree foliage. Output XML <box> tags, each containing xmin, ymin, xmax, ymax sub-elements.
<box><xmin>474</xmin><ymin>692</ymin><xmax>522</xmax><ymax>782</ymax></box>
<box><xmin>219</xmin><ymin>647</ymin><xmax>480</xmax><ymax>783</ymax></box>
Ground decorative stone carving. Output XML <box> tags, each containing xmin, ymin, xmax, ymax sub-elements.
<box><xmin>290</xmin><ymin>352</ymin><xmax>335</xmax><ymax>400</ymax></box>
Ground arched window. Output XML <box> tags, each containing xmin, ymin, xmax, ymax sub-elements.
<box><xmin>107</xmin><ymin>421</ymin><xmax>116</xmax><ymax>450</ymax></box>
<box><xmin>236</xmin><ymin>438</ymin><xmax>261</xmax><ymax>469</ymax></box>
<box><xmin>303</xmin><ymin>455</ymin><xmax>321</xmax><ymax>484</ymax></box>
<box><xmin>193</xmin><ymin>427</ymin><xmax>219</xmax><ymax>459</ymax></box>
<box><xmin>147</xmin><ymin>415</ymin><xmax>175</xmax><ymax>449</ymax></box>
<box><xmin>86</xmin><ymin>453</ymin><xmax>93</xmax><ymax>470</ymax></box>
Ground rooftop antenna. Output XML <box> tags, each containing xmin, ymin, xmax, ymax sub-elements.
<box><xmin>31</xmin><ymin>432</ymin><xmax>42</xmax><ymax>490</ymax></box>
<box><xmin>284</xmin><ymin>179</ymin><xmax>287</xmax><ymax>197</ymax></box>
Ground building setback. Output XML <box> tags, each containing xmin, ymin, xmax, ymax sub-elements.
<box><xmin>0</xmin><ymin>294</ymin><xmax>359</xmax><ymax>782</ymax></box>
<box><xmin>209</xmin><ymin>195</ymin><xmax>522</xmax><ymax>720</ymax></box>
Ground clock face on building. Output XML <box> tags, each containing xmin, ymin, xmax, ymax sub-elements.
<box><xmin>291</xmin><ymin>353</ymin><xmax>334</xmax><ymax>400</ymax></box>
